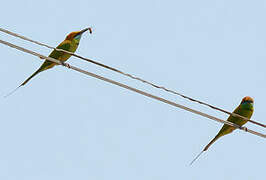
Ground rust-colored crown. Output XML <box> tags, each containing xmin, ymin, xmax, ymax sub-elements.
<box><xmin>241</xmin><ymin>96</ymin><xmax>254</xmax><ymax>104</ymax></box>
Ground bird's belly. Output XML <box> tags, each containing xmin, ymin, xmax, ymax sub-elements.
<box><xmin>221</xmin><ymin>125</ymin><xmax>235</xmax><ymax>136</ymax></box>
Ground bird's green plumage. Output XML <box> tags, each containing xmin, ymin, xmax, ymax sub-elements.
<box><xmin>203</xmin><ymin>100</ymin><xmax>253</xmax><ymax>151</ymax></box>
<box><xmin>190</xmin><ymin>96</ymin><xmax>254</xmax><ymax>165</ymax></box>
<box><xmin>15</xmin><ymin>28</ymin><xmax>92</xmax><ymax>88</ymax></box>
<box><xmin>20</xmin><ymin>40</ymin><xmax>77</xmax><ymax>86</ymax></box>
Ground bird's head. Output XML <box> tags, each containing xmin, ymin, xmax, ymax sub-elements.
<box><xmin>240</xmin><ymin>96</ymin><xmax>254</xmax><ymax>110</ymax></box>
<box><xmin>65</xmin><ymin>27</ymin><xmax>92</xmax><ymax>42</ymax></box>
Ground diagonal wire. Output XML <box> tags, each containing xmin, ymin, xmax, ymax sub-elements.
<box><xmin>0</xmin><ymin>38</ymin><xmax>265</xmax><ymax>138</ymax></box>
<box><xmin>0</xmin><ymin>27</ymin><xmax>265</xmax><ymax>129</ymax></box>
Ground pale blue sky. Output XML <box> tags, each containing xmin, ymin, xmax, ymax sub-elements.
<box><xmin>0</xmin><ymin>0</ymin><xmax>265</xmax><ymax>179</ymax></box>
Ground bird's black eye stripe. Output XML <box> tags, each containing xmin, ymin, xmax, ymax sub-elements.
<box><xmin>76</xmin><ymin>32</ymin><xmax>82</xmax><ymax>36</ymax></box>
<box><xmin>244</xmin><ymin>100</ymin><xmax>253</xmax><ymax>103</ymax></box>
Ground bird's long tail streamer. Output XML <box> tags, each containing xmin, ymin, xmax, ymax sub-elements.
<box><xmin>4</xmin><ymin>69</ymin><xmax>41</xmax><ymax>98</ymax></box>
<box><xmin>190</xmin><ymin>150</ymin><xmax>204</xmax><ymax>165</ymax></box>
<box><xmin>4</xmin><ymin>85</ymin><xmax>22</xmax><ymax>98</ymax></box>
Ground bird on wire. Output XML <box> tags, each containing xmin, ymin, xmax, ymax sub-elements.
<box><xmin>190</xmin><ymin>96</ymin><xmax>254</xmax><ymax>165</ymax></box>
<box><xmin>5</xmin><ymin>27</ymin><xmax>92</xmax><ymax>97</ymax></box>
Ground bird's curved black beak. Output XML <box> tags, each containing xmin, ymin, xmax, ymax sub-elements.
<box><xmin>80</xmin><ymin>27</ymin><xmax>92</xmax><ymax>35</ymax></box>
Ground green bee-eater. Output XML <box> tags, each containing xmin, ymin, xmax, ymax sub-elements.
<box><xmin>5</xmin><ymin>27</ymin><xmax>92</xmax><ymax>97</ymax></box>
<box><xmin>190</xmin><ymin>96</ymin><xmax>254</xmax><ymax>165</ymax></box>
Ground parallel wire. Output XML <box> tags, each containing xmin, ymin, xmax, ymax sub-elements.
<box><xmin>0</xmin><ymin>38</ymin><xmax>265</xmax><ymax>138</ymax></box>
<box><xmin>0</xmin><ymin>27</ymin><xmax>265</xmax><ymax>129</ymax></box>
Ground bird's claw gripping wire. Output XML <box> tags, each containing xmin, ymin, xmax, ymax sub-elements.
<box><xmin>61</xmin><ymin>62</ymin><xmax>71</xmax><ymax>68</ymax></box>
<box><xmin>241</xmin><ymin>126</ymin><xmax>248</xmax><ymax>132</ymax></box>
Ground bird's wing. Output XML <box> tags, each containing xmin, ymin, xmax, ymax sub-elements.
<box><xmin>48</xmin><ymin>41</ymin><xmax>71</xmax><ymax>59</ymax></box>
<box><xmin>37</xmin><ymin>41</ymin><xmax>71</xmax><ymax>72</ymax></box>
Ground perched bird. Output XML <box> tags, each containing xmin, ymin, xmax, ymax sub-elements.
<box><xmin>190</xmin><ymin>96</ymin><xmax>254</xmax><ymax>165</ymax></box>
<box><xmin>5</xmin><ymin>27</ymin><xmax>92</xmax><ymax>97</ymax></box>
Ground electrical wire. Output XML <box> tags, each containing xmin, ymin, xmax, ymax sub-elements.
<box><xmin>0</xmin><ymin>38</ymin><xmax>265</xmax><ymax>138</ymax></box>
<box><xmin>0</xmin><ymin>27</ymin><xmax>265</xmax><ymax>128</ymax></box>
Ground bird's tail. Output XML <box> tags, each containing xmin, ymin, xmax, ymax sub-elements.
<box><xmin>190</xmin><ymin>135</ymin><xmax>220</xmax><ymax>165</ymax></box>
<box><xmin>203</xmin><ymin>134</ymin><xmax>220</xmax><ymax>152</ymax></box>
<box><xmin>20</xmin><ymin>68</ymin><xmax>42</xmax><ymax>86</ymax></box>
<box><xmin>4</xmin><ymin>68</ymin><xmax>42</xmax><ymax>98</ymax></box>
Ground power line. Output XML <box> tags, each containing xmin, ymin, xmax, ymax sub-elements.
<box><xmin>0</xmin><ymin>27</ymin><xmax>265</xmax><ymax>129</ymax></box>
<box><xmin>0</xmin><ymin>38</ymin><xmax>265</xmax><ymax>139</ymax></box>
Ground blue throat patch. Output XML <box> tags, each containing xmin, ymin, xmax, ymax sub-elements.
<box><xmin>74</xmin><ymin>34</ymin><xmax>81</xmax><ymax>41</ymax></box>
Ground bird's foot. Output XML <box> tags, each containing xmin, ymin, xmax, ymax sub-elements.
<box><xmin>241</xmin><ymin>126</ymin><xmax>248</xmax><ymax>132</ymax></box>
<box><xmin>61</xmin><ymin>62</ymin><xmax>71</xmax><ymax>68</ymax></box>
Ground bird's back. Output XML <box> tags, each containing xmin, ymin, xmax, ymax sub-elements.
<box><xmin>217</xmin><ymin>105</ymin><xmax>253</xmax><ymax>138</ymax></box>
<box><xmin>38</xmin><ymin>40</ymin><xmax>78</xmax><ymax>72</ymax></box>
